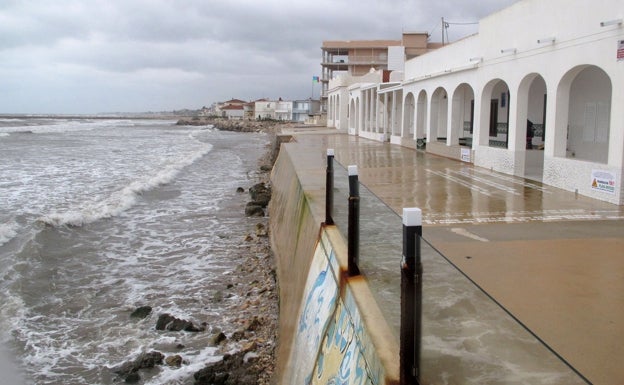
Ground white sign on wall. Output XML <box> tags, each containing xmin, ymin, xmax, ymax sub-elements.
<box><xmin>461</xmin><ymin>148</ymin><xmax>471</xmax><ymax>162</ymax></box>
<box><xmin>591</xmin><ymin>169</ymin><xmax>616</xmax><ymax>194</ymax></box>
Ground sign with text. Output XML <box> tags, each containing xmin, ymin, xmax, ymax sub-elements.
<box><xmin>618</xmin><ymin>40</ymin><xmax>624</xmax><ymax>61</ymax></box>
<box><xmin>591</xmin><ymin>169</ymin><xmax>616</xmax><ymax>194</ymax></box>
<box><xmin>461</xmin><ymin>148</ymin><xmax>471</xmax><ymax>162</ymax></box>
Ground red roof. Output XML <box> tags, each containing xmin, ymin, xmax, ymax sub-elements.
<box><xmin>223</xmin><ymin>98</ymin><xmax>247</xmax><ymax>104</ymax></box>
<box><xmin>221</xmin><ymin>105</ymin><xmax>244</xmax><ymax>110</ymax></box>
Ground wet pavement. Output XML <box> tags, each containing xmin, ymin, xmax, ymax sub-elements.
<box><xmin>282</xmin><ymin>128</ymin><xmax>624</xmax><ymax>385</ymax></box>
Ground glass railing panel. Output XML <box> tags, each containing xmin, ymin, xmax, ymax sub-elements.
<box><xmin>330</xmin><ymin>161</ymin><xmax>589</xmax><ymax>385</ymax></box>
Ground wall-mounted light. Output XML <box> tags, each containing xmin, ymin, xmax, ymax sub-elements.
<box><xmin>600</xmin><ymin>18</ymin><xmax>622</xmax><ymax>27</ymax></box>
<box><xmin>500</xmin><ymin>48</ymin><xmax>517</xmax><ymax>54</ymax></box>
<box><xmin>469</xmin><ymin>57</ymin><xmax>482</xmax><ymax>63</ymax></box>
<box><xmin>537</xmin><ymin>37</ymin><xmax>555</xmax><ymax>44</ymax></box>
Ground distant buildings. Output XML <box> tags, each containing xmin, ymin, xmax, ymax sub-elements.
<box><xmin>205</xmin><ymin>97</ymin><xmax>321</xmax><ymax>123</ymax></box>
<box><xmin>325</xmin><ymin>0</ymin><xmax>624</xmax><ymax>205</ymax></box>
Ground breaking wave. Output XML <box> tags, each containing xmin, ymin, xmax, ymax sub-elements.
<box><xmin>0</xmin><ymin>222</ymin><xmax>18</xmax><ymax>246</ymax></box>
<box><xmin>38</xmin><ymin>143</ymin><xmax>213</xmax><ymax>227</ymax></box>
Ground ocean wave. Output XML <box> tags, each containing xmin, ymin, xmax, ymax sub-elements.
<box><xmin>38</xmin><ymin>143</ymin><xmax>213</xmax><ymax>227</ymax></box>
<box><xmin>0</xmin><ymin>118</ymin><xmax>171</xmax><ymax>135</ymax></box>
<box><xmin>0</xmin><ymin>222</ymin><xmax>18</xmax><ymax>246</ymax></box>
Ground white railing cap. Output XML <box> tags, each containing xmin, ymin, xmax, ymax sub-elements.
<box><xmin>403</xmin><ymin>208</ymin><xmax>422</xmax><ymax>226</ymax></box>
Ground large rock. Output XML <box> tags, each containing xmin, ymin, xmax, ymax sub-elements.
<box><xmin>113</xmin><ymin>351</ymin><xmax>164</xmax><ymax>382</ymax></box>
<box><xmin>165</xmin><ymin>355</ymin><xmax>183</xmax><ymax>367</ymax></box>
<box><xmin>155</xmin><ymin>313</ymin><xmax>205</xmax><ymax>332</ymax></box>
<box><xmin>193</xmin><ymin>348</ymin><xmax>259</xmax><ymax>385</ymax></box>
<box><xmin>248</xmin><ymin>183</ymin><xmax>271</xmax><ymax>208</ymax></box>
<box><xmin>245</xmin><ymin>203</ymin><xmax>264</xmax><ymax>217</ymax></box>
<box><xmin>130</xmin><ymin>305</ymin><xmax>152</xmax><ymax>319</ymax></box>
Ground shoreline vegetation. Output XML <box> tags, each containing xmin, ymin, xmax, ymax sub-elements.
<box><xmin>117</xmin><ymin>119</ymin><xmax>285</xmax><ymax>384</ymax></box>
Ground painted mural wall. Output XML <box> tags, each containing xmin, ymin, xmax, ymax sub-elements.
<box><xmin>287</xmin><ymin>230</ymin><xmax>387</xmax><ymax>385</ymax></box>
<box><xmin>269</xmin><ymin>142</ymin><xmax>399</xmax><ymax>385</ymax></box>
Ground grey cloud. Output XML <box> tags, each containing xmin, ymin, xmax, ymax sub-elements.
<box><xmin>0</xmin><ymin>0</ymin><xmax>518</xmax><ymax>114</ymax></box>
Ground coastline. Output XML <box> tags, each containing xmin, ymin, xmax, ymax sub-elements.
<box><xmin>112</xmin><ymin>120</ymin><xmax>285</xmax><ymax>384</ymax></box>
<box><xmin>189</xmin><ymin>120</ymin><xmax>283</xmax><ymax>384</ymax></box>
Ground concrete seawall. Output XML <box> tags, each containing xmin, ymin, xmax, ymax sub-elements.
<box><xmin>269</xmin><ymin>138</ymin><xmax>399</xmax><ymax>384</ymax></box>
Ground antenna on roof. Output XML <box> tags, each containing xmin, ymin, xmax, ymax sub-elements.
<box><xmin>441</xmin><ymin>17</ymin><xmax>450</xmax><ymax>45</ymax></box>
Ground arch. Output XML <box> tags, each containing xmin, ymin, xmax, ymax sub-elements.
<box><xmin>334</xmin><ymin>95</ymin><xmax>340</xmax><ymax>128</ymax></box>
<box><xmin>450</xmin><ymin>83</ymin><xmax>475</xmax><ymax>147</ymax></box>
<box><xmin>479</xmin><ymin>79</ymin><xmax>510</xmax><ymax>148</ymax></box>
<box><xmin>516</xmin><ymin>73</ymin><xmax>548</xmax><ymax>180</ymax></box>
<box><xmin>391</xmin><ymin>90</ymin><xmax>403</xmax><ymax>137</ymax></box>
<box><xmin>558</xmin><ymin>65</ymin><xmax>612</xmax><ymax>164</ymax></box>
<box><xmin>349</xmin><ymin>99</ymin><xmax>356</xmax><ymax>133</ymax></box>
<box><xmin>403</xmin><ymin>92</ymin><xmax>416</xmax><ymax>138</ymax></box>
<box><xmin>416</xmin><ymin>90</ymin><xmax>428</xmax><ymax>148</ymax></box>
<box><xmin>355</xmin><ymin>97</ymin><xmax>361</xmax><ymax>134</ymax></box>
<box><xmin>430</xmin><ymin>87</ymin><xmax>448</xmax><ymax>142</ymax></box>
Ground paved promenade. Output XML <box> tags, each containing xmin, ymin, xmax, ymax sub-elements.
<box><xmin>283</xmin><ymin>127</ymin><xmax>624</xmax><ymax>385</ymax></box>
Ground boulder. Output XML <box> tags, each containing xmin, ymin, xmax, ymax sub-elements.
<box><xmin>155</xmin><ymin>313</ymin><xmax>204</xmax><ymax>332</ymax></box>
<box><xmin>113</xmin><ymin>351</ymin><xmax>164</xmax><ymax>381</ymax></box>
<box><xmin>244</xmin><ymin>203</ymin><xmax>264</xmax><ymax>217</ymax></box>
<box><xmin>165</xmin><ymin>355</ymin><xmax>183</xmax><ymax>367</ymax></box>
<box><xmin>248</xmin><ymin>183</ymin><xmax>271</xmax><ymax>208</ymax></box>
<box><xmin>255</xmin><ymin>223</ymin><xmax>268</xmax><ymax>237</ymax></box>
<box><xmin>193</xmin><ymin>350</ymin><xmax>258</xmax><ymax>385</ymax></box>
<box><xmin>209</xmin><ymin>332</ymin><xmax>227</xmax><ymax>346</ymax></box>
<box><xmin>130</xmin><ymin>306</ymin><xmax>152</xmax><ymax>319</ymax></box>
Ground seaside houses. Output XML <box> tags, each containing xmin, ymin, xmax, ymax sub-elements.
<box><xmin>325</xmin><ymin>0</ymin><xmax>624</xmax><ymax>205</ymax></box>
<box><xmin>293</xmin><ymin>99</ymin><xmax>321</xmax><ymax>123</ymax></box>
<box><xmin>258</xmin><ymin>98</ymin><xmax>320</xmax><ymax>122</ymax></box>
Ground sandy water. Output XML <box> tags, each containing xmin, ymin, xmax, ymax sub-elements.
<box><xmin>0</xmin><ymin>118</ymin><xmax>270</xmax><ymax>384</ymax></box>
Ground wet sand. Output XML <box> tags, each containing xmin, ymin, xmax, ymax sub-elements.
<box><xmin>284</xmin><ymin>128</ymin><xmax>624</xmax><ymax>385</ymax></box>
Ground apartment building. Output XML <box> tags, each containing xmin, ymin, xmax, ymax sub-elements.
<box><xmin>320</xmin><ymin>32</ymin><xmax>440</xmax><ymax>113</ymax></box>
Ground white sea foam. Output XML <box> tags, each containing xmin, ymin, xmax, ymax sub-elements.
<box><xmin>1</xmin><ymin>122</ymin><xmax>270</xmax><ymax>384</ymax></box>
<box><xmin>0</xmin><ymin>118</ymin><xmax>161</xmax><ymax>135</ymax></box>
<box><xmin>0</xmin><ymin>222</ymin><xmax>18</xmax><ymax>246</ymax></box>
<box><xmin>38</xmin><ymin>143</ymin><xmax>213</xmax><ymax>227</ymax></box>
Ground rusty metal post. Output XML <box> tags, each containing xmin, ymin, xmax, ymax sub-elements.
<box><xmin>325</xmin><ymin>149</ymin><xmax>335</xmax><ymax>225</ymax></box>
<box><xmin>401</xmin><ymin>207</ymin><xmax>422</xmax><ymax>385</ymax></box>
<box><xmin>347</xmin><ymin>165</ymin><xmax>360</xmax><ymax>276</ymax></box>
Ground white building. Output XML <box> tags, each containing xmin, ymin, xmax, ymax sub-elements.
<box><xmin>292</xmin><ymin>99</ymin><xmax>321</xmax><ymax>123</ymax></box>
<box><xmin>275</xmin><ymin>100</ymin><xmax>293</xmax><ymax>121</ymax></box>
<box><xmin>327</xmin><ymin>0</ymin><xmax>624</xmax><ymax>205</ymax></box>
<box><xmin>255</xmin><ymin>100</ymin><xmax>276</xmax><ymax>120</ymax></box>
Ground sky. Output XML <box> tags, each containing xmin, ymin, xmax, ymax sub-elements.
<box><xmin>0</xmin><ymin>0</ymin><xmax>518</xmax><ymax>114</ymax></box>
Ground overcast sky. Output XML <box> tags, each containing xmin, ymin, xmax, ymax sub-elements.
<box><xmin>0</xmin><ymin>0</ymin><xmax>518</xmax><ymax>114</ymax></box>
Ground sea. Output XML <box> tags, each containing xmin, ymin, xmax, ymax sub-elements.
<box><xmin>0</xmin><ymin>117</ymin><xmax>272</xmax><ymax>384</ymax></box>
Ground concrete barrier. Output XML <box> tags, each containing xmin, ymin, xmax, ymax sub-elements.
<box><xmin>269</xmin><ymin>140</ymin><xmax>399</xmax><ymax>384</ymax></box>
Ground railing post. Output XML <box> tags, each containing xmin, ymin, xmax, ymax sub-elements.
<box><xmin>401</xmin><ymin>207</ymin><xmax>422</xmax><ymax>385</ymax></box>
<box><xmin>325</xmin><ymin>149</ymin><xmax>335</xmax><ymax>225</ymax></box>
<box><xmin>347</xmin><ymin>165</ymin><xmax>360</xmax><ymax>276</ymax></box>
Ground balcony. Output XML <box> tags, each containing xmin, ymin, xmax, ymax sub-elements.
<box><xmin>322</xmin><ymin>55</ymin><xmax>388</xmax><ymax>67</ymax></box>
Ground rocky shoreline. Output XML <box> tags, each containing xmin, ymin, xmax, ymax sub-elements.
<box><xmin>176</xmin><ymin>116</ymin><xmax>295</xmax><ymax>134</ymax></box>
<box><xmin>114</xmin><ymin>120</ymin><xmax>283</xmax><ymax>384</ymax></box>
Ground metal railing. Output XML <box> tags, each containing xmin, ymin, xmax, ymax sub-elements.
<box><xmin>323</xmin><ymin>150</ymin><xmax>591</xmax><ymax>385</ymax></box>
